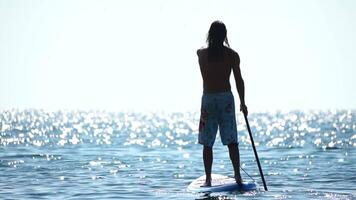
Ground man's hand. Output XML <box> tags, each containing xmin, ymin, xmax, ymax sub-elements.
<box><xmin>240</xmin><ymin>104</ymin><xmax>248</xmax><ymax>116</ymax></box>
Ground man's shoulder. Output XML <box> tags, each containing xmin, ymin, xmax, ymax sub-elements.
<box><xmin>197</xmin><ymin>47</ymin><xmax>208</xmax><ymax>56</ymax></box>
<box><xmin>225</xmin><ymin>46</ymin><xmax>239</xmax><ymax>57</ymax></box>
<box><xmin>225</xmin><ymin>47</ymin><xmax>240</xmax><ymax>63</ymax></box>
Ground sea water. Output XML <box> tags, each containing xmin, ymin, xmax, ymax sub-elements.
<box><xmin>0</xmin><ymin>109</ymin><xmax>355</xmax><ymax>199</ymax></box>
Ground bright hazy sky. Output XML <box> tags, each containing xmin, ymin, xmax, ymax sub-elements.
<box><xmin>1</xmin><ymin>0</ymin><xmax>355</xmax><ymax>111</ymax></box>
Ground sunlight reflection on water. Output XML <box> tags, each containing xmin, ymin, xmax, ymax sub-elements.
<box><xmin>0</xmin><ymin>109</ymin><xmax>355</xmax><ymax>199</ymax></box>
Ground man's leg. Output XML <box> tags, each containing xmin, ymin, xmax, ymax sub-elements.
<box><xmin>228</xmin><ymin>143</ymin><xmax>242</xmax><ymax>184</ymax></box>
<box><xmin>202</xmin><ymin>145</ymin><xmax>213</xmax><ymax>186</ymax></box>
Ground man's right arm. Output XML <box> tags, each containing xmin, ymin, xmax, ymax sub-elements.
<box><xmin>232</xmin><ymin>52</ymin><xmax>248</xmax><ymax>116</ymax></box>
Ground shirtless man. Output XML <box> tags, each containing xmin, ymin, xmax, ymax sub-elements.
<box><xmin>197</xmin><ymin>21</ymin><xmax>248</xmax><ymax>187</ymax></box>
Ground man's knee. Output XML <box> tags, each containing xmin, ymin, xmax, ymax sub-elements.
<box><xmin>228</xmin><ymin>142</ymin><xmax>239</xmax><ymax>149</ymax></box>
<box><xmin>203</xmin><ymin>145</ymin><xmax>212</xmax><ymax>151</ymax></box>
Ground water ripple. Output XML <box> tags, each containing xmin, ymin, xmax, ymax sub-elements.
<box><xmin>0</xmin><ymin>109</ymin><xmax>355</xmax><ymax>199</ymax></box>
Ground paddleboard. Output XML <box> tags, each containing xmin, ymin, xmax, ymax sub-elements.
<box><xmin>187</xmin><ymin>174</ymin><xmax>258</xmax><ymax>193</ymax></box>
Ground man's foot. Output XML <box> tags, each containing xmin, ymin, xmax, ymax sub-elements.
<box><xmin>235</xmin><ymin>175</ymin><xmax>243</xmax><ymax>185</ymax></box>
<box><xmin>201</xmin><ymin>178</ymin><xmax>212</xmax><ymax>187</ymax></box>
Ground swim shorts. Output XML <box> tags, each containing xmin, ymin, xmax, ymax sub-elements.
<box><xmin>198</xmin><ymin>91</ymin><xmax>238</xmax><ymax>147</ymax></box>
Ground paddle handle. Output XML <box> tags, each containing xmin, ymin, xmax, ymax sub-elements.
<box><xmin>243</xmin><ymin>114</ymin><xmax>268</xmax><ymax>191</ymax></box>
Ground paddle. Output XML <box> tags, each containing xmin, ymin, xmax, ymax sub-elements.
<box><xmin>243</xmin><ymin>113</ymin><xmax>268</xmax><ymax>191</ymax></box>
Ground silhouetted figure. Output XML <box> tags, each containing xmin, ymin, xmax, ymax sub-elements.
<box><xmin>197</xmin><ymin>21</ymin><xmax>248</xmax><ymax>187</ymax></box>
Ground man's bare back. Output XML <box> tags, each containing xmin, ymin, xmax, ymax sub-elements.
<box><xmin>197</xmin><ymin>47</ymin><xmax>245</xmax><ymax>103</ymax></box>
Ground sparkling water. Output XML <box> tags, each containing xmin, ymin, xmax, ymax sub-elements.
<box><xmin>0</xmin><ymin>109</ymin><xmax>355</xmax><ymax>199</ymax></box>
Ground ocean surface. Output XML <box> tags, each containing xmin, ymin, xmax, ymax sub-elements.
<box><xmin>0</xmin><ymin>109</ymin><xmax>355</xmax><ymax>199</ymax></box>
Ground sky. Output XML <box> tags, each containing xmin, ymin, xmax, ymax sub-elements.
<box><xmin>0</xmin><ymin>0</ymin><xmax>355</xmax><ymax>112</ymax></box>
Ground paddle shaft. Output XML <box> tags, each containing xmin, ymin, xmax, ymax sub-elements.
<box><xmin>243</xmin><ymin>114</ymin><xmax>268</xmax><ymax>191</ymax></box>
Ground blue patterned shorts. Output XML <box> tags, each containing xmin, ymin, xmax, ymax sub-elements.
<box><xmin>198</xmin><ymin>91</ymin><xmax>238</xmax><ymax>147</ymax></box>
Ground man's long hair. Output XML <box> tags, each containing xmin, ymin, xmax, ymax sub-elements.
<box><xmin>207</xmin><ymin>21</ymin><xmax>230</xmax><ymax>62</ymax></box>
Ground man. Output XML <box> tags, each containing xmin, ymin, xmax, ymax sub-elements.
<box><xmin>197</xmin><ymin>21</ymin><xmax>248</xmax><ymax>187</ymax></box>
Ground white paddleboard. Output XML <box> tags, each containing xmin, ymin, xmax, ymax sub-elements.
<box><xmin>187</xmin><ymin>174</ymin><xmax>258</xmax><ymax>193</ymax></box>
